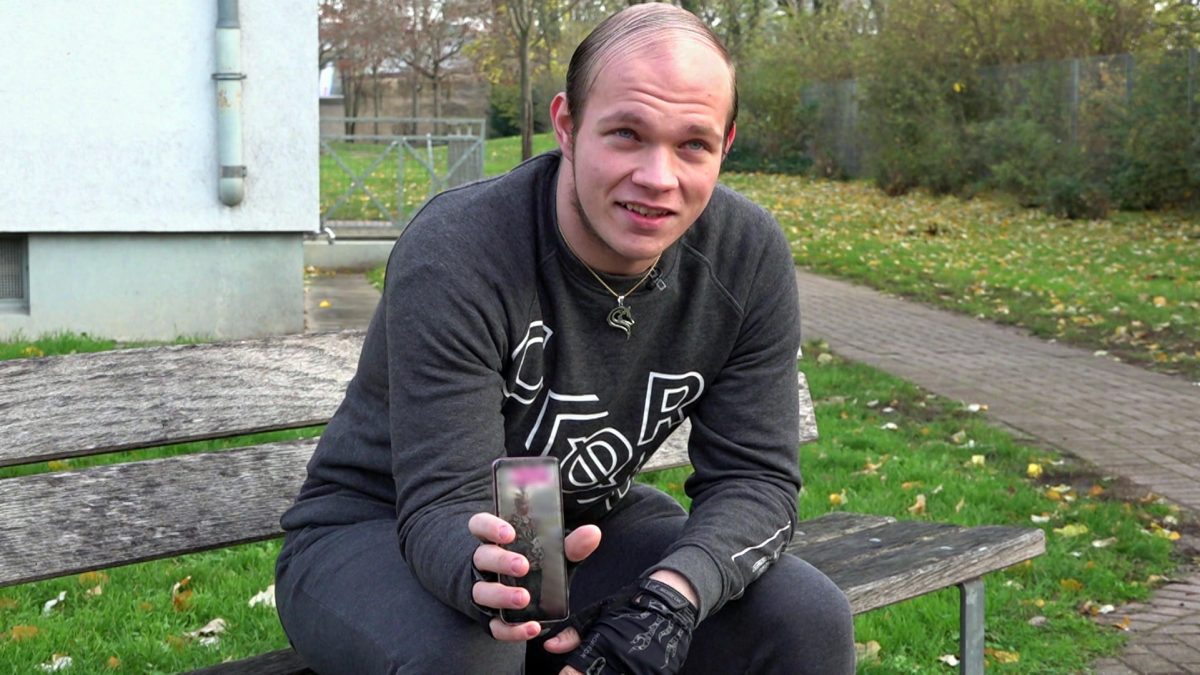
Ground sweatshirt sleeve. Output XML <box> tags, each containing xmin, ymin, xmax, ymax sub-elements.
<box><xmin>650</xmin><ymin>221</ymin><xmax>803</xmax><ymax>622</ymax></box>
<box><xmin>383</xmin><ymin>233</ymin><xmax>510</xmax><ymax>622</ymax></box>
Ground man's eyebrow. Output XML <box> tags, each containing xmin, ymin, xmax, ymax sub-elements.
<box><xmin>595</xmin><ymin>111</ymin><xmax>721</xmax><ymax>141</ymax></box>
<box><xmin>595</xmin><ymin>111</ymin><xmax>648</xmax><ymax>128</ymax></box>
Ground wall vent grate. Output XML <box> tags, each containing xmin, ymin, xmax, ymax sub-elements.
<box><xmin>0</xmin><ymin>236</ymin><xmax>27</xmax><ymax>301</ymax></box>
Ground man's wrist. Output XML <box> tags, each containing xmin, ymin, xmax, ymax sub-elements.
<box><xmin>648</xmin><ymin>569</ymin><xmax>698</xmax><ymax>609</ymax></box>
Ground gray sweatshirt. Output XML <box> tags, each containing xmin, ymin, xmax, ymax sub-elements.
<box><xmin>281</xmin><ymin>152</ymin><xmax>803</xmax><ymax>623</ymax></box>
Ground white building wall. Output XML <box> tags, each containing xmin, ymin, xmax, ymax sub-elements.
<box><xmin>0</xmin><ymin>1</ymin><xmax>317</xmax><ymax>234</ymax></box>
<box><xmin>0</xmin><ymin>1</ymin><xmax>316</xmax><ymax>340</ymax></box>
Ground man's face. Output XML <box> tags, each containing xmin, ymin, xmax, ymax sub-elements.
<box><xmin>552</xmin><ymin>37</ymin><xmax>735</xmax><ymax>275</ymax></box>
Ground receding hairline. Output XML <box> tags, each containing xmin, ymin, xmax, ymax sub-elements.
<box><xmin>565</xmin><ymin>4</ymin><xmax>738</xmax><ymax>133</ymax></box>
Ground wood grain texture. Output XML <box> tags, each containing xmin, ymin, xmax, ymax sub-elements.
<box><xmin>790</xmin><ymin>517</ymin><xmax>1046</xmax><ymax>614</ymax></box>
<box><xmin>0</xmin><ymin>332</ymin><xmax>363</xmax><ymax>467</ymax></box>
<box><xmin>0</xmin><ymin>333</ymin><xmax>817</xmax><ymax>468</ymax></box>
<box><xmin>0</xmin><ymin>440</ymin><xmax>315</xmax><ymax>587</ymax></box>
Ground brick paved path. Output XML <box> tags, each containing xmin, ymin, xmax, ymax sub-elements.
<box><xmin>796</xmin><ymin>269</ymin><xmax>1200</xmax><ymax>675</ymax></box>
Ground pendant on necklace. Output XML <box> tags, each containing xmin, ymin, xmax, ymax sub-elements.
<box><xmin>607</xmin><ymin>296</ymin><xmax>634</xmax><ymax>339</ymax></box>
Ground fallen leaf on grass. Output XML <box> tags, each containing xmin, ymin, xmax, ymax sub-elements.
<box><xmin>1060</xmin><ymin>578</ymin><xmax>1084</xmax><ymax>592</ymax></box>
<box><xmin>968</xmin><ymin>454</ymin><xmax>985</xmax><ymax>467</ymax></box>
<box><xmin>951</xmin><ymin>430</ymin><xmax>968</xmax><ymax>445</ymax></box>
<box><xmin>172</xmin><ymin>576</ymin><xmax>193</xmax><ymax>612</ymax></box>
<box><xmin>1139</xmin><ymin>492</ymin><xmax>1163</xmax><ymax>504</ymax></box>
<box><xmin>106</xmin><ymin>656</ymin><xmax>120</xmax><ymax>669</ymax></box>
<box><xmin>1112</xmin><ymin>616</ymin><xmax>1132</xmax><ymax>631</ymax></box>
<box><xmin>1089</xmin><ymin>485</ymin><xmax>1105</xmax><ymax>497</ymax></box>
<box><xmin>816</xmin><ymin>353</ymin><xmax>834</xmax><ymax>366</ymax></box>
<box><xmin>937</xmin><ymin>654</ymin><xmax>960</xmax><ymax>667</ymax></box>
<box><xmin>985</xmin><ymin>648</ymin><xmax>1020</xmax><ymax>664</ymax></box>
<box><xmin>38</xmin><ymin>654</ymin><xmax>72</xmax><ymax>672</ymax></box>
<box><xmin>1031</xmin><ymin>514</ymin><xmax>1051</xmax><ymax>524</ymax></box>
<box><xmin>248</xmin><ymin>585</ymin><xmax>276</xmax><ymax>609</ymax></box>
<box><xmin>1092</xmin><ymin>537</ymin><xmax>1118</xmax><ymax>548</ymax></box>
<box><xmin>901</xmin><ymin>481</ymin><xmax>923</xmax><ymax>490</ymax></box>
<box><xmin>908</xmin><ymin>494</ymin><xmax>927</xmax><ymax>515</ymax></box>
<box><xmin>854</xmin><ymin>640</ymin><xmax>881</xmax><ymax>665</ymax></box>
<box><xmin>1028</xmin><ymin>615</ymin><xmax>1047</xmax><ymax>627</ymax></box>
<box><xmin>9</xmin><ymin>625</ymin><xmax>39</xmax><ymax>641</ymax></box>
<box><xmin>86</xmin><ymin>586</ymin><xmax>103</xmax><ymax>597</ymax></box>
<box><xmin>1027</xmin><ymin>463</ymin><xmax>1043</xmax><ymax>478</ymax></box>
<box><xmin>42</xmin><ymin>591</ymin><xmax>66</xmax><ymax>616</ymax></box>
<box><xmin>184</xmin><ymin>617</ymin><xmax>227</xmax><ymax>648</ymax></box>
<box><xmin>1053</xmin><ymin>524</ymin><xmax>1089</xmax><ymax>538</ymax></box>
<box><xmin>1079</xmin><ymin>600</ymin><xmax>1113</xmax><ymax>615</ymax></box>
<box><xmin>857</xmin><ymin>455</ymin><xmax>891</xmax><ymax>475</ymax></box>
<box><xmin>879</xmin><ymin>422</ymin><xmax>898</xmax><ymax>431</ymax></box>
<box><xmin>77</xmin><ymin>572</ymin><xmax>108</xmax><ymax>587</ymax></box>
<box><xmin>955</xmin><ymin>497</ymin><xmax>966</xmax><ymax>513</ymax></box>
<box><xmin>0</xmin><ymin>598</ymin><xmax>18</xmax><ymax>610</ymax></box>
<box><xmin>829</xmin><ymin>490</ymin><xmax>848</xmax><ymax>507</ymax></box>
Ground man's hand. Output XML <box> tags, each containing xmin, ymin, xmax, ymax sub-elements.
<box><xmin>548</xmin><ymin>575</ymin><xmax>698</xmax><ymax>675</ymax></box>
<box><xmin>468</xmin><ymin>512</ymin><xmax>601</xmax><ymax>641</ymax></box>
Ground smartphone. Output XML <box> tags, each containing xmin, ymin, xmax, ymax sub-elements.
<box><xmin>492</xmin><ymin>456</ymin><xmax>569</xmax><ymax>624</ymax></box>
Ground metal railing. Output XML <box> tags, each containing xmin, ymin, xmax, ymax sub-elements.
<box><xmin>319</xmin><ymin>118</ymin><xmax>486</xmax><ymax>236</ymax></box>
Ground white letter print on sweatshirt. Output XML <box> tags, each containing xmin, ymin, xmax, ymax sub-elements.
<box><xmin>507</xmin><ymin>324</ymin><xmax>705</xmax><ymax>510</ymax></box>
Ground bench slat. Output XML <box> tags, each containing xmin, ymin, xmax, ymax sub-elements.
<box><xmin>0</xmin><ymin>440</ymin><xmax>315</xmax><ymax>587</ymax></box>
<box><xmin>0</xmin><ymin>332</ymin><xmax>363</xmax><ymax>467</ymax></box>
<box><xmin>0</xmin><ymin>423</ymin><xmax>757</xmax><ymax>587</ymax></box>
<box><xmin>795</xmin><ymin>519</ymin><xmax>1045</xmax><ymax>614</ymax></box>
<box><xmin>0</xmin><ymin>334</ymin><xmax>817</xmax><ymax>468</ymax></box>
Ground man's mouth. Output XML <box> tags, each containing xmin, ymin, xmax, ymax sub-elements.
<box><xmin>619</xmin><ymin>202</ymin><xmax>671</xmax><ymax>218</ymax></box>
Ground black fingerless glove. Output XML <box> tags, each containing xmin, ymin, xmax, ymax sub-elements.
<box><xmin>563</xmin><ymin>577</ymin><xmax>698</xmax><ymax>675</ymax></box>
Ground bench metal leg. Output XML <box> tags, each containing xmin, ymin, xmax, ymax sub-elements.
<box><xmin>959</xmin><ymin>578</ymin><xmax>985</xmax><ymax>675</ymax></box>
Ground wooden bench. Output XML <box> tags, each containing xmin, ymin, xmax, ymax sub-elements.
<box><xmin>0</xmin><ymin>331</ymin><xmax>1044</xmax><ymax>674</ymax></box>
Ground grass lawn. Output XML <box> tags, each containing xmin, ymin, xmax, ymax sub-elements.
<box><xmin>0</xmin><ymin>341</ymin><xmax>1183</xmax><ymax>672</ymax></box>
<box><xmin>721</xmin><ymin>174</ymin><xmax>1200</xmax><ymax>382</ymax></box>
<box><xmin>321</xmin><ymin>134</ymin><xmax>559</xmax><ymax>223</ymax></box>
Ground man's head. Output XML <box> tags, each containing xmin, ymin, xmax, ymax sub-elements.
<box><xmin>551</xmin><ymin>4</ymin><xmax>738</xmax><ymax>276</ymax></box>
<box><xmin>564</xmin><ymin>4</ymin><xmax>738</xmax><ymax>139</ymax></box>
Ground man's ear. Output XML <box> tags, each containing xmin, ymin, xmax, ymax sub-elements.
<box><xmin>722</xmin><ymin>123</ymin><xmax>737</xmax><ymax>161</ymax></box>
<box><xmin>550</xmin><ymin>92</ymin><xmax>575</xmax><ymax>162</ymax></box>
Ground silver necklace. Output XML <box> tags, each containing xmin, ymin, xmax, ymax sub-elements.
<box><xmin>562</xmin><ymin>236</ymin><xmax>660</xmax><ymax>339</ymax></box>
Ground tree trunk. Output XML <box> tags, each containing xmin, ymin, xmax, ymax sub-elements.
<box><xmin>520</xmin><ymin>29</ymin><xmax>533</xmax><ymax>160</ymax></box>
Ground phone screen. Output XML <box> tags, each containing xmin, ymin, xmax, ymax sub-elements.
<box><xmin>492</xmin><ymin>456</ymin><xmax>569</xmax><ymax>624</ymax></box>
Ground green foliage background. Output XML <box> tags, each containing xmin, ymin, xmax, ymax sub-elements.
<box><xmin>733</xmin><ymin>0</ymin><xmax>1200</xmax><ymax>217</ymax></box>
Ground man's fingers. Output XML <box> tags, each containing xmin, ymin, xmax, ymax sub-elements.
<box><xmin>469</xmin><ymin>512</ymin><xmax>515</xmax><ymax>544</ymax></box>
<box><xmin>559</xmin><ymin>668</ymin><xmax>584</xmax><ymax>675</ymax></box>
<box><xmin>489</xmin><ymin>618</ymin><xmax>542</xmax><ymax>642</ymax></box>
<box><xmin>564</xmin><ymin>524</ymin><xmax>602</xmax><ymax>563</ymax></box>
<box><xmin>473</xmin><ymin>543</ymin><xmax>529</xmax><ymax>577</ymax></box>
<box><xmin>543</xmin><ymin>626</ymin><xmax>581</xmax><ymax>654</ymax></box>
<box><xmin>472</xmin><ymin>581</ymin><xmax>530</xmax><ymax>611</ymax></box>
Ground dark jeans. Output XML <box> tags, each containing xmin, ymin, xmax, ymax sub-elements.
<box><xmin>275</xmin><ymin>485</ymin><xmax>855</xmax><ymax>675</ymax></box>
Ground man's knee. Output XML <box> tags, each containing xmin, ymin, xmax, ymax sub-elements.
<box><xmin>727</xmin><ymin>555</ymin><xmax>855</xmax><ymax>673</ymax></box>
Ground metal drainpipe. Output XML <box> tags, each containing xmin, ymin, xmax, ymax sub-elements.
<box><xmin>214</xmin><ymin>0</ymin><xmax>246</xmax><ymax>206</ymax></box>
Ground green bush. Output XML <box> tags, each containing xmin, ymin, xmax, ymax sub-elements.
<box><xmin>1109</xmin><ymin>52</ymin><xmax>1200</xmax><ymax>210</ymax></box>
<box><xmin>1045</xmin><ymin>171</ymin><xmax>1111</xmax><ymax>219</ymax></box>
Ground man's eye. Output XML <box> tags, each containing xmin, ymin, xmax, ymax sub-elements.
<box><xmin>684</xmin><ymin>140</ymin><xmax>709</xmax><ymax>152</ymax></box>
<box><xmin>614</xmin><ymin>129</ymin><xmax>636</xmax><ymax>139</ymax></box>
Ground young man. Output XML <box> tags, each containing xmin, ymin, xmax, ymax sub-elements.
<box><xmin>275</xmin><ymin>4</ymin><xmax>854</xmax><ymax>673</ymax></box>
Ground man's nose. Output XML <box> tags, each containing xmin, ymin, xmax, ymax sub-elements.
<box><xmin>632</xmin><ymin>146</ymin><xmax>680</xmax><ymax>191</ymax></box>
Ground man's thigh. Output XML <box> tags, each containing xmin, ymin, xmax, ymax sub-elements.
<box><xmin>530</xmin><ymin>485</ymin><xmax>854</xmax><ymax>674</ymax></box>
<box><xmin>275</xmin><ymin>520</ymin><xmax>524</xmax><ymax>675</ymax></box>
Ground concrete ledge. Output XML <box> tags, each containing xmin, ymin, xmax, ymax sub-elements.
<box><xmin>304</xmin><ymin>240</ymin><xmax>395</xmax><ymax>271</ymax></box>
